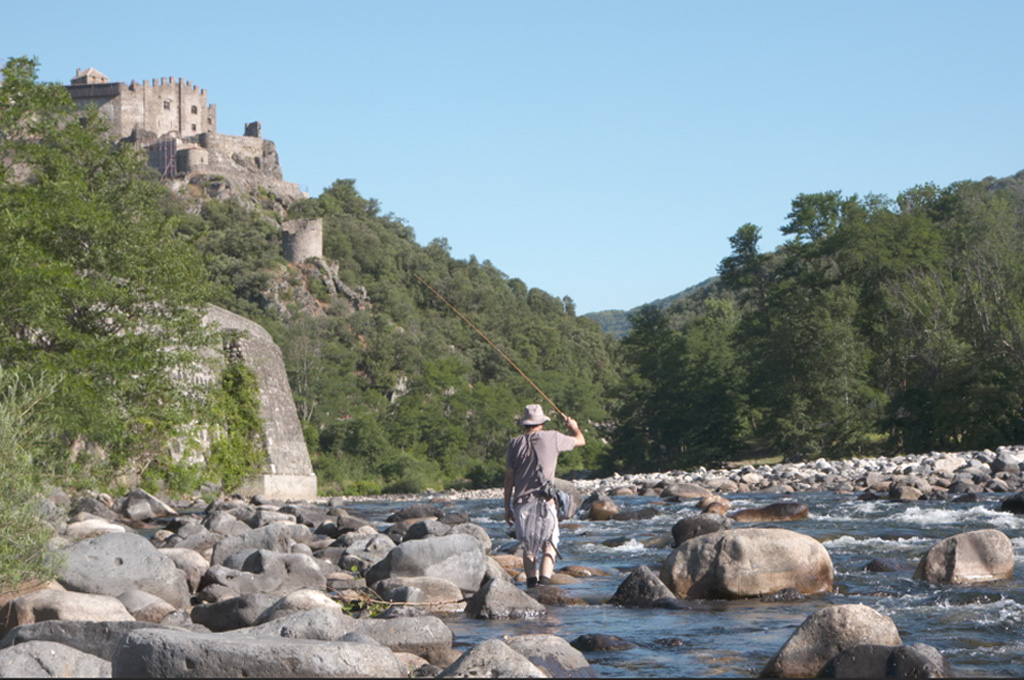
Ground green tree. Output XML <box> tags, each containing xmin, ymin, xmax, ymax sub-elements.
<box><xmin>0</xmin><ymin>57</ymin><xmax>213</xmax><ymax>480</ymax></box>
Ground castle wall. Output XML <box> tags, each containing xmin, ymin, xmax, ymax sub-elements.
<box><xmin>67</xmin><ymin>76</ymin><xmax>217</xmax><ymax>140</ymax></box>
<box><xmin>282</xmin><ymin>218</ymin><xmax>324</xmax><ymax>263</ymax></box>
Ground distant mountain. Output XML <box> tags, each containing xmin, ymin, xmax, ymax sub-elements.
<box><xmin>585</xmin><ymin>277</ymin><xmax>719</xmax><ymax>337</ymax></box>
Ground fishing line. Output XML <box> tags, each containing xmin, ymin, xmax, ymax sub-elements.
<box><xmin>414</xmin><ymin>273</ymin><xmax>566</xmax><ymax>419</ymax></box>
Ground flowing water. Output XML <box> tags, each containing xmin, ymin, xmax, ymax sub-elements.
<box><xmin>342</xmin><ymin>491</ymin><xmax>1024</xmax><ymax>678</ymax></box>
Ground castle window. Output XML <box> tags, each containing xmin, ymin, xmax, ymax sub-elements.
<box><xmin>191</xmin><ymin>105</ymin><xmax>198</xmax><ymax>114</ymax></box>
<box><xmin>163</xmin><ymin>100</ymin><xmax>171</xmax><ymax>110</ymax></box>
<box><xmin>191</xmin><ymin>124</ymin><xmax>197</xmax><ymax>132</ymax></box>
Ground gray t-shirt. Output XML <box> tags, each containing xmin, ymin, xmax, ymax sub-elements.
<box><xmin>506</xmin><ymin>430</ymin><xmax>577</xmax><ymax>505</ymax></box>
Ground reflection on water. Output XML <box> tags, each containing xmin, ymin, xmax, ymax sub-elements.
<box><xmin>346</xmin><ymin>491</ymin><xmax>1024</xmax><ymax>678</ymax></box>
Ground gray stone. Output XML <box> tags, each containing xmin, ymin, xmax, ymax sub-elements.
<box><xmin>210</xmin><ymin>522</ymin><xmax>311</xmax><ymax>565</ymax></box>
<box><xmin>356</xmin><ymin>616</ymin><xmax>455</xmax><ymax>661</ymax></box>
<box><xmin>59</xmin><ymin>531</ymin><xmax>190</xmax><ymax>608</ymax></box>
<box><xmin>0</xmin><ymin>590</ymin><xmax>133</xmax><ymax>639</ymax></box>
<box><xmin>189</xmin><ymin>592</ymin><xmax>277</xmax><ymax>632</ymax></box>
<box><xmin>505</xmin><ymin>634</ymin><xmax>596</xmax><ymax>678</ymax></box>
<box><xmin>761</xmin><ymin>604</ymin><xmax>902</xmax><ymax>678</ymax></box>
<box><xmin>0</xmin><ymin>640</ymin><xmax>110</xmax><ymax>678</ymax></box>
<box><xmin>608</xmin><ymin>565</ymin><xmax>675</xmax><ymax>608</ymax></box>
<box><xmin>661</xmin><ymin>527</ymin><xmax>833</xmax><ymax>599</ymax></box>
<box><xmin>887</xmin><ymin>643</ymin><xmax>953</xmax><ymax>678</ymax></box>
<box><xmin>116</xmin><ymin>589</ymin><xmax>176</xmax><ymax>623</ymax></box>
<box><xmin>671</xmin><ymin>514</ymin><xmax>732</xmax><ymax>546</ymax></box>
<box><xmin>913</xmin><ymin>529</ymin><xmax>1015</xmax><ymax>585</ymax></box>
<box><xmin>111</xmin><ymin>627</ymin><xmax>404</xmax><ymax>678</ymax></box>
<box><xmin>0</xmin><ymin>620</ymin><xmax>163</xmax><ymax>661</ymax></box>
<box><xmin>365</xmin><ymin>534</ymin><xmax>488</xmax><ymax>594</ymax></box>
<box><xmin>220</xmin><ymin>549</ymin><xmax>326</xmax><ymax>594</ymax></box>
<box><xmin>437</xmin><ymin>638</ymin><xmax>547</xmax><ymax>678</ymax></box>
<box><xmin>238</xmin><ymin>606</ymin><xmax>358</xmax><ymax>640</ymax></box>
<box><xmin>464</xmin><ymin>578</ymin><xmax>545</xmax><ymax>619</ymax></box>
<box><xmin>404</xmin><ymin>520</ymin><xmax>451</xmax><ymax>541</ymax></box>
<box><xmin>116</xmin><ymin>489</ymin><xmax>177</xmax><ymax>522</ymax></box>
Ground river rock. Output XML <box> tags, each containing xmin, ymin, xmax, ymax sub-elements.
<box><xmin>464</xmin><ymin>578</ymin><xmax>545</xmax><ymax>619</ymax></box>
<box><xmin>437</xmin><ymin>638</ymin><xmax>547</xmax><ymax>678</ymax></box>
<box><xmin>505</xmin><ymin>634</ymin><xmax>595</xmax><ymax>678</ymax></box>
<box><xmin>0</xmin><ymin>640</ymin><xmax>110</xmax><ymax>678</ymax></box>
<box><xmin>116</xmin><ymin>589</ymin><xmax>176</xmax><ymax>623</ymax></box>
<box><xmin>111</xmin><ymin>627</ymin><xmax>405</xmax><ymax>678</ymax></box>
<box><xmin>365</xmin><ymin>534</ymin><xmax>488</xmax><ymax>594</ymax></box>
<box><xmin>760</xmin><ymin>604</ymin><xmax>902</xmax><ymax>678</ymax></box>
<box><xmin>671</xmin><ymin>514</ymin><xmax>733</xmax><ymax>546</ymax></box>
<box><xmin>158</xmin><ymin>547</ymin><xmax>209</xmax><ymax>594</ymax></box>
<box><xmin>59</xmin><ymin>531</ymin><xmax>190</xmax><ymax>609</ymax></box>
<box><xmin>355</xmin><ymin>616</ymin><xmax>456</xmax><ymax>662</ymax></box>
<box><xmin>999</xmin><ymin>491</ymin><xmax>1024</xmax><ymax>514</ymax></box>
<box><xmin>238</xmin><ymin>606</ymin><xmax>356</xmax><ymax>640</ymax></box>
<box><xmin>189</xmin><ymin>592</ymin><xmax>278</xmax><ymax>631</ymax></box>
<box><xmin>63</xmin><ymin>518</ymin><xmax>127</xmax><ymax>540</ymax></box>
<box><xmin>661</xmin><ymin>482</ymin><xmax>710</xmax><ymax>499</ymax></box>
<box><xmin>818</xmin><ymin>642</ymin><xmax>952</xmax><ymax>678</ymax></box>
<box><xmin>608</xmin><ymin>565</ymin><xmax>675</xmax><ymax>608</ymax></box>
<box><xmin>0</xmin><ymin>590</ymin><xmax>133</xmax><ymax>639</ymax></box>
<box><xmin>0</xmin><ymin>620</ymin><xmax>162</xmax><ymax>661</ymax></box>
<box><xmin>588</xmin><ymin>497</ymin><xmax>620</xmax><ymax>521</ymax></box>
<box><xmin>404</xmin><ymin>519</ymin><xmax>452</xmax><ymax>541</ymax></box>
<box><xmin>661</xmin><ymin>527</ymin><xmax>833</xmax><ymax>599</ymax></box>
<box><xmin>887</xmin><ymin>643</ymin><xmax>953</xmax><ymax>678</ymax></box>
<box><xmin>570</xmin><ymin>633</ymin><xmax>636</xmax><ymax>652</ymax></box>
<box><xmin>386</xmin><ymin>503</ymin><xmax>445</xmax><ymax>522</ymax></box>
<box><xmin>252</xmin><ymin>588</ymin><xmax>341</xmax><ymax>624</ymax></box>
<box><xmin>209</xmin><ymin>522</ymin><xmax>312</xmax><ymax>565</ymax></box>
<box><xmin>374</xmin><ymin>576</ymin><xmax>465</xmax><ymax>612</ymax></box>
<box><xmin>730</xmin><ymin>501</ymin><xmax>809</xmax><ymax>523</ymax></box>
<box><xmin>221</xmin><ymin>548</ymin><xmax>327</xmax><ymax>594</ymax></box>
<box><xmin>116</xmin><ymin>489</ymin><xmax>177</xmax><ymax>522</ymax></box>
<box><xmin>913</xmin><ymin>528</ymin><xmax>1015</xmax><ymax>585</ymax></box>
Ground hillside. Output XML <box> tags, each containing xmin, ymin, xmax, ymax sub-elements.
<box><xmin>585</xmin><ymin>277</ymin><xmax>720</xmax><ymax>337</ymax></box>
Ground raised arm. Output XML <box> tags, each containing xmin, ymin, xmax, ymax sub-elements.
<box><xmin>563</xmin><ymin>416</ymin><xmax>585</xmax><ymax>448</ymax></box>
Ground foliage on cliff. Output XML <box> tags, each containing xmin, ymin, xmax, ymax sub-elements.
<box><xmin>224</xmin><ymin>179</ymin><xmax>620</xmax><ymax>494</ymax></box>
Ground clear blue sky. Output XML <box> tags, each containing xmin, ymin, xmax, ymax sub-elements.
<box><xmin>5</xmin><ymin>1</ymin><xmax>1023</xmax><ymax>314</ymax></box>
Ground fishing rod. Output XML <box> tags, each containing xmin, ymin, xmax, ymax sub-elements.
<box><xmin>414</xmin><ymin>273</ymin><xmax>567</xmax><ymax>420</ymax></box>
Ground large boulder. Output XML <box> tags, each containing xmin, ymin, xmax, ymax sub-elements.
<box><xmin>252</xmin><ymin>588</ymin><xmax>342</xmax><ymax>625</ymax></box>
<box><xmin>365</xmin><ymin>534</ymin><xmax>488</xmax><ymax>594</ymax></box>
<box><xmin>59</xmin><ymin>532</ymin><xmax>190</xmax><ymax>608</ymax></box>
<box><xmin>661</xmin><ymin>527</ymin><xmax>833</xmax><ymax>599</ymax></box>
<box><xmin>760</xmin><ymin>604</ymin><xmax>902</xmax><ymax>678</ymax></box>
<box><xmin>111</xmin><ymin>627</ymin><xmax>405</xmax><ymax>678</ymax></box>
<box><xmin>913</xmin><ymin>529</ymin><xmax>1015</xmax><ymax>585</ymax></box>
<box><xmin>0</xmin><ymin>640</ymin><xmax>110</xmax><ymax>678</ymax></box>
<box><xmin>464</xmin><ymin>578</ymin><xmax>545</xmax><ymax>619</ymax></box>
<box><xmin>220</xmin><ymin>549</ymin><xmax>327</xmax><ymax>594</ymax></box>
<box><xmin>0</xmin><ymin>590</ymin><xmax>133</xmax><ymax>639</ymax></box>
<box><xmin>116</xmin><ymin>489</ymin><xmax>177</xmax><ymax>522</ymax></box>
<box><xmin>437</xmin><ymin>638</ymin><xmax>547</xmax><ymax>678</ymax></box>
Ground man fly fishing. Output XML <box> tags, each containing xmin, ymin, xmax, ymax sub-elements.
<box><xmin>504</xmin><ymin>404</ymin><xmax>585</xmax><ymax>587</ymax></box>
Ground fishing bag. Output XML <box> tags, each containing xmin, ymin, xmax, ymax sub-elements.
<box><xmin>527</xmin><ymin>433</ymin><xmax>577</xmax><ymax>521</ymax></box>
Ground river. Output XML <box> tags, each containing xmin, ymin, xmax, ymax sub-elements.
<box><xmin>341</xmin><ymin>490</ymin><xmax>1024</xmax><ymax>678</ymax></box>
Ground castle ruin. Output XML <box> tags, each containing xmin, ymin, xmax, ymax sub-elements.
<box><xmin>66</xmin><ymin>68</ymin><xmax>306</xmax><ymax>205</ymax></box>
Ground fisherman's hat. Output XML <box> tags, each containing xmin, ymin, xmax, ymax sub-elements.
<box><xmin>518</xmin><ymin>404</ymin><xmax>550</xmax><ymax>426</ymax></box>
